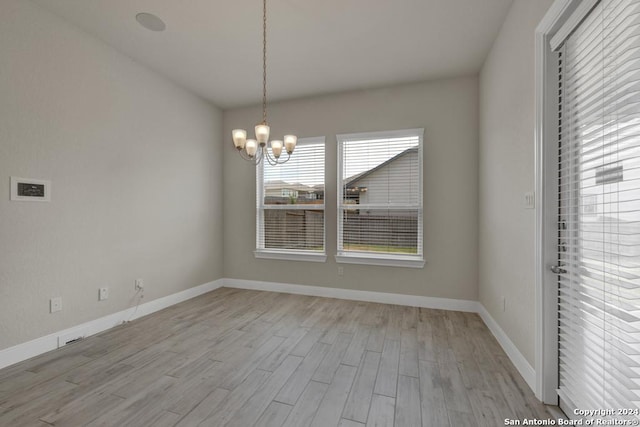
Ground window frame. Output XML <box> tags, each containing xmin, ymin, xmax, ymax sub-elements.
<box><xmin>336</xmin><ymin>128</ymin><xmax>425</xmax><ymax>268</ymax></box>
<box><xmin>255</xmin><ymin>136</ymin><xmax>327</xmax><ymax>262</ymax></box>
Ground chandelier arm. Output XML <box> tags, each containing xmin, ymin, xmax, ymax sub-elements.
<box><xmin>264</xmin><ymin>148</ymin><xmax>292</xmax><ymax>166</ymax></box>
<box><xmin>276</xmin><ymin>153</ymin><xmax>292</xmax><ymax>165</ymax></box>
<box><xmin>263</xmin><ymin>148</ymin><xmax>278</xmax><ymax>166</ymax></box>
<box><xmin>237</xmin><ymin>147</ymin><xmax>263</xmax><ymax>165</ymax></box>
<box><xmin>265</xmin><ymin>156</ymin><xmax>277</xmax><ymax>167</ymax></box>
<box><xmin>237</xmin><ymin>149</ymin><xmax>253</xmax><ymax>161</ymax></box>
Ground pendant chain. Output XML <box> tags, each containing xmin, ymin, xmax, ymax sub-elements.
<box><xmin>262</xmin><ymin>0</ymin><xmax>267</xmax><ymax>125</ymax></box>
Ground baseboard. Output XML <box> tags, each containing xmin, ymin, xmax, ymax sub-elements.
<box><xmin>224</xmin><ymin>277</ymin><xmax>535</xmax><ymax>393</ymax></box>
<box><xmin>223</xmin><ymin>278</ymin><xmax>478</xmax><ymax>312</ymax></box>
<box><xmin>0</xmin><ymin>276</ymin><xmax>536</xmax><ymax>398</ymax></box>
<box><xmin>477</xmin><ymin>304</ymin><xmax>536</xmax><ymax>391</ymax></box>
<box><xmin>0</xmin><ymin>279</ymin><xmax>224</xmax><ymax>370</ymax></box>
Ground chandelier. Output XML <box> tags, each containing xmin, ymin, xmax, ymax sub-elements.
<box><xmin>231</xmin><ymin>0</ymin><xmax>296</xmax><ymax>165</ymax></box>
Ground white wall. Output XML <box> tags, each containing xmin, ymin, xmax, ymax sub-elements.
<box><xmin>224</xmin><ymin>77</ymin><xmax>479</xmax><ymax>301</ymax></box>
<box><xmin>479</xmin><ymin>0</ymin><xmax>554</xmax><ymax>366</ymax></box>
<box><xmin>0</xmin><ymin>0</ymin><xmax>223</xmax><ymax>351</ymax></box>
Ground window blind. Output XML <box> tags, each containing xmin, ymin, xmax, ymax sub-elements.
<box><xmin>337</xmin><ymin>129</ymin><xmax>423</xmax><ymax>261</ymax></box>
<box><xmin>557</xmin><ymin>0</ymin><xmax>640</xmax><ymax>417</ymax></box>
<box><xmin>257</xmin><ymin>137</ymin><xmax>325</xmax><ymax>253</ymax></box>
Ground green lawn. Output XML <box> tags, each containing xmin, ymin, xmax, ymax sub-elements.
<box><xmin>343</xmin><ymin>244</ymin><xmax>417</xmax><ymax>254</ymax></box>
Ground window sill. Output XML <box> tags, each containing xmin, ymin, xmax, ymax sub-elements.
<box><xmin>254</xmin><ymin>250</ymin><xmax>327</xmax><ymax>263</ymax></box>
<box><xmin>335</xmin><ymin>253</ymin><xmax>425</xmax><ymax>268</ymax></box>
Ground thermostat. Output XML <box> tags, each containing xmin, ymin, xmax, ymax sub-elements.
<box><xmin>10</xmin><ymin>177</ymin><xmax>51</xmax><ymax>202</ymax></box>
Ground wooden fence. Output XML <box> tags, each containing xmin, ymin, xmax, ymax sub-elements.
<box><xmin>263</xmin><ymin>210</ymin><xmax>418</xmax><ymax>252</ymax></box>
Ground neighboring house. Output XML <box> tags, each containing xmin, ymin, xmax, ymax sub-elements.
<box><xmin>263</xmin><ymin>180</ymin><xmax>324</xmax><ymax>250</ymax></box>
<box><xmin>341</xmin><ymin>147</ymin><xmax>420</xmax><ymax>251</ymax></box>
<box><xmin>344</xmin><ymin>147</ymin><xmax>419</xmax><ymax>217</ymax></box>
<box><xmin>264</xmin><ymin>180</ymin><xmax>324</xmax><ymax>205</ymax></box>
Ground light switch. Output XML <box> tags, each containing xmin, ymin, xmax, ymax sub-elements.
<box><xmin>524</xmin><ymin>192</ymin><xmax>535</xmax><ymax>209</ymax></box>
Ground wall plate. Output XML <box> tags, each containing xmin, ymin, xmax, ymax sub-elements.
<box><xmin>524</xmin><ymin>191</ymin><xmax>535</xmax><ymax>209</ymax></box>
<box><xmin>10</xmin><ymin>177</ymin><xmax>51</xmax><ymax>202</ymax></box>
<box><xmin>50</xmin><ymin>297</ymin><xmax>62</xmax><ymax>313</ymax></box>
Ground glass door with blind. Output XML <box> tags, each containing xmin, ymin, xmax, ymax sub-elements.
<box><xmin>554</xmin><ymin>0</ymin><xmax>640</xmax><ymax>418</ymax></box>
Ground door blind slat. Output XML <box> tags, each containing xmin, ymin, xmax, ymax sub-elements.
<box><xmin>558</xmin><ymin>0</ymin><xmax>640</xmax><ymax>416</ymax></box>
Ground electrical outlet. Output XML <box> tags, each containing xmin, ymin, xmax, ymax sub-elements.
<box><xmin>337</xmin><ymin>266</ymin><xmax>344</xmax><ymax>276</ymax></box>
<box><xmin>50</xmin><ymin>297</ymin><xmax>62</xmax><ymax>313</ymax></box>
<box><xmin>99</xmin><ymin>287</ymin><xmax>109</xmax><ymax>301</ymax></box>
<box><xmin>135</xmin><ymin>279</ymin><xmax>144</xmax><ymax>291</ymax></box>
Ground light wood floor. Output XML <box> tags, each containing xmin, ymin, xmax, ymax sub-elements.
<box><xmin>0</xmin><ymin>288</ymin><xmax>551</xmax><ymax>426</ymax></box>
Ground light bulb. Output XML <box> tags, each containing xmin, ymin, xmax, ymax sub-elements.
<box><xmin>232</xmin><ymin>129</ymin><xmax>247</xmax><ymax>150</ymax></box>
<box><xmin>246</xmin><ymin>139</ymin><xmax>258</xmax><ymax>157</ymax></box>
<box><xmin>271</xmin><ymin>140</ymin><xmax>283</xmax><ymax>158</ymax></box>
<box><xmin>284</xmin><ymin>135</ymin><xmax>297</xmax><ymax>154</ymax></box>
<box><xmin>255</xmin><ymin>124</ymin><xmax>270</xmax><ymax>145</ymax></box>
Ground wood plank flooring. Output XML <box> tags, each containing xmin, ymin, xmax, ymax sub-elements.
<box><xmin>0</xmin><ymin>288</ymin><xmax>551</xmax><ymax>426</ymax></box>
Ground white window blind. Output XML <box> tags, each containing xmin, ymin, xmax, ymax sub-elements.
<box><xmin>557</xmin><ymin>0</ymin><xmax>640</xmax><ymax>417</ymax></box>
<box><xmin>337</xmin><ymin>129</ymin><xmax>423</xmax><ymax>267</ymax></box>
<box><xmin>256</xmin><ymin>137</ymin><xmax>325</xmax><ymax>256</ymax></box>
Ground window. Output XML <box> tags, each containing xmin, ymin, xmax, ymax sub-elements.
<box><xmin>337</xmin><ymin>129</ymin><xmax>424</xmax><ymax>268</ymax></box>
<box><xmin>551</xmin><ymin>0</ymin><xmax>640</xmax><ymax>416</ymax></box>
<box><xmin>256</xmin><ymin>136</ymin><xmax>325</xmax><ymax>262</ymax></box>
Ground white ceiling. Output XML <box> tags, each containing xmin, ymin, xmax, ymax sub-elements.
<box><xmin>32</xmin><ymin>0</ymin><xmax>514</xmax><ymax>109</ymax></box>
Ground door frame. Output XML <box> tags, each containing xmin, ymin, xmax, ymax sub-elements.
<box><xmin>534</xmin><ymin>0</ymin><xmax>583</xmax><ymax>404</ymax></box>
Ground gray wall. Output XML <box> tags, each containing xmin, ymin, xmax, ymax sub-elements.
<box><xmin>224</xmin><ymin>77</ymin><xmax>479</xmax><ymax>300</ymax></box>
<box><xmin>479</xmin><ymin>0</ymin><xmax>554</xmax><ymax>366</ymax></box>
<box><xmin>0</xmin><ymin>0</ymin><xmax>224</xmax><ymax>350</ymax></box>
